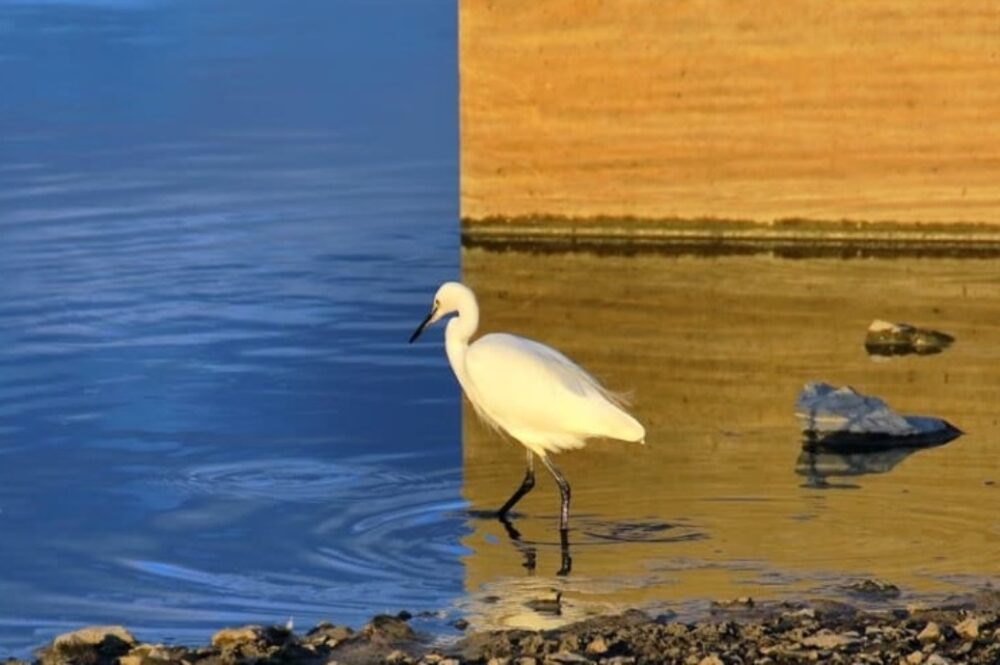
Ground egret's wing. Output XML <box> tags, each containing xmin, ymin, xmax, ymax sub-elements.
<box><xmin>465</xmin><ymin>333</ymin><xmax>637</xmax><ymax>443</ymax></box>
<box><xmin>501</xmin><ymin>334</ymin><xmax>629</xmax><ymax>406</ymax></box>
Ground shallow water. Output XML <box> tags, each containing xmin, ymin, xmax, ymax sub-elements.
<box><xmin>2</xmin><ymin>0</ymin><xmax>999</xmax><ymax>658</ymax></box>
<box><xmin>460</xmin><ymin>248</ymin><xmax>1000</xmax><ymax>630</ymax></box>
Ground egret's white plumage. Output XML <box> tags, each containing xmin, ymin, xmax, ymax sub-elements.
<box><xmin>409</xmin><ymin>281</ymin><xmax>645</xmax><ymax>535</ymax></box>
<box><xmin>465</xmin><ymin>333</ymin><xmax>645</xmax><ymax>455</ymax></box>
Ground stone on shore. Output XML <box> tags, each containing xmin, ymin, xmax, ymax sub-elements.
<box><xmin>36</xmin><ymin>626</ymin><xmax>136</xmax><ymax>665</ymax></box>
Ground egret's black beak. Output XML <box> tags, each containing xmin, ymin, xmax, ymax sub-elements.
<box><xmin>408</xmin><ymin>307</ymin><xmax>437</xmax><ymax>343</ymax></box>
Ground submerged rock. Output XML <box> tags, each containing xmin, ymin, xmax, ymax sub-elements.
<box><xmin>844</xmin><ymin>579</ymin><xmax>902</xmax><ymax>601</ymax></box>
<box><xmin>865</xmin><ymin>319</ymin><xmax>954</xmax><ymax>356</ymax></box>
<box><xmin>795</xmin><ymin>382</ymin><xmax>961</xmax><ymax>450</ymax></box>
<box><xmin>524</xmin><ymin>590</ymin><xmax>562</xmax><ymax>615</ymax></box>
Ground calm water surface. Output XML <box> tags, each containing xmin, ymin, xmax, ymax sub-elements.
<box><xmin>0</xmin><ymin>0</ymin><xmax>460</xmax><ymax>655</ymax></box>
<box><xmin>462</xmin><ymin>249</ymin><xmax>999</xmax><ymax>630</ymax></box>
<box><xmin>2</xmin><ymin>0</ymin><xmax>999</xmax><ymax>658</ymax></box>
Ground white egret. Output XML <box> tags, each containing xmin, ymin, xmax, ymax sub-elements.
<box><xmin>409</xmin><ymin>281</ymin><xmax>645</xmax><ymax>536</ymax></box>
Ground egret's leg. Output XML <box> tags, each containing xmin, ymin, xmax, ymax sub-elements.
<box><xmin>557</xmin><ymin>527</ymin><xmax>572</xmax><ymax>576</ymax></box>
<box><xmin>540</xmin><ymin>455</ymin><xmax>571</xmax><ymax>532</ymax></box>
<box><xmin>497</xmin><ymin>449</ymin><xmax>535</xmax><ymax>518</ymax></box>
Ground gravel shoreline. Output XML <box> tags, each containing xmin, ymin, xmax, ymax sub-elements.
<box><xmin>12</xmin><ymin>590</ymin><xmax>1000</xmax><ymax>665</ymax></box>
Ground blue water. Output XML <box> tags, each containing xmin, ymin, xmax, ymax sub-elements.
<box><xmin>0</xmin><ymin>0</ymin><xmax>460</xmax><ymax>654</ymax></box>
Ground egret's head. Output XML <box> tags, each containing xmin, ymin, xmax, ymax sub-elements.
<box><xmin>408</xmin><ymin>281</ymin><xmax>474</xmax><ymax>343</ymax></box>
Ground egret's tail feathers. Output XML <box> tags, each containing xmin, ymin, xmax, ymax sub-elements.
<box><xmin>606</xmin><ymin>409</ymin><xmax>645</xmax><ymax>443</ymax></box>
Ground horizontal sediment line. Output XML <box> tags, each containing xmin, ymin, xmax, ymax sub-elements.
<box><xmin>461</xmin><ymin>216</ymin><xmax>1000</xmax><ymax>258</ymax></box>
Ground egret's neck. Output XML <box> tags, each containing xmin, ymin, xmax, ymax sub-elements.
<box><xmin>444</xmin><ymin>297</ymin><xmax>479</xmax><ymax>394</ymax></box>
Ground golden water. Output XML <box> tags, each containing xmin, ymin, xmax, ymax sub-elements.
<box><xmin>458</xmin><ymin>248</ymin><xmax>999</xmax><ymax>629</ymax></box>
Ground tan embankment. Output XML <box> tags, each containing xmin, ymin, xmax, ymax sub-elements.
<box><xmin>461</xmin><ymin>1</ymin><xmax>1000</xmax><ymax>229</ymax></box>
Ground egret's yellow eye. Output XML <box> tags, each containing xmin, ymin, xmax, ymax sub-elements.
<box><xmin>434</xmin><ymin>299</ymin><xmax>440</xmax><ymax>308</ymax></box>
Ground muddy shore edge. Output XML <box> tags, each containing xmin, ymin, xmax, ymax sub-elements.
<box><xmin>461</xmin><ymin>217</ymin><xmax>1000</xmax><ymax>257</ymax></box>
<box><xmin>15</xmin><ymin>591</ymin><xmax>1000</xmax><ymax>665</ymax></box>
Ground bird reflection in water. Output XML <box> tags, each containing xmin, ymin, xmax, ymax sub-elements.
<box><xmin>497</xmin><ymin>513</ymin><xmax>571</xmax><ymax>576</ymax></box>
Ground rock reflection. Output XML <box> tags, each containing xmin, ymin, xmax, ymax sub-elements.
<box><xmin>795</xmin><ymin>427</ymin><xmax>961</xmax><ymax>490</ymax></box>
<box><xmin>796</xmin><ymin>446</ymin><xmax>925</xmax><ymax>489</ymax></box>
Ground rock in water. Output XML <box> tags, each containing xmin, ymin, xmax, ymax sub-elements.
<box><xmin>865</xmin><ymin>319</ymin><xmax>954</xmax><ymax>356</ymax></box>
<box><xmin>795</xmin><ymin>382</ymin><xmax>961</xmax><ymax>451</ymax></box>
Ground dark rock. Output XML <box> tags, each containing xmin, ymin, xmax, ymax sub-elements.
<box><xmin>865</xmin><ymin>320</ymin><xmax>954</xmax><ymax>357</ymax></box>
<box><xmin>844</xmin><ymin>579</ymin><xmax>902</xmax><ymax>601</ymax></box>
<box><xmin>452</xmin><ymin>619</ymin><xmax>469</xmax><ymax>631</ymax></box>
<box><xmin>525</xmin><ymin>590</ymin><xmax>562</xmax><ymax>615</ymax></box>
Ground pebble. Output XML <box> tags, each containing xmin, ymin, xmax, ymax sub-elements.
<box><xmin>925</xmin><ymin>655</ymin><xmax>954</xmax><ymax>665</ymax></box>
<box><xmin>954</xmin><ymin>617</ymin><xmax>979</xmax><ymax>640</ymax></box>
<box><xmin>119</xmin><ymin>644</ymin><xmax>186</xmax><ymax>665</ymax></box>
<box><xmin>585</xmin><ymin>636</ymin><xmax>608</xmax><ymax>655</ymax></box>
<box><xmin>801</xmin><ymin>630</ymin><xmax>858</xmax><ymax>649</ymax></box>
<box><xmin>386</xmin><ymin>650</ymin><xmax>411</xmax><ymax>664</ymax></box>
<box><xmin>547</xmin><ymin>653</ymin><xmax>590</xmax><ymax>663</ymax></box>
<box><xmin>917</xmin><ymin>622</ymin><xmax>941</xmax><ymax>643</ymax></box>
<box><xmin>212</xmin><ymin>626</ymin><xmax>263</xmax><ymax>647</ymax></box>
